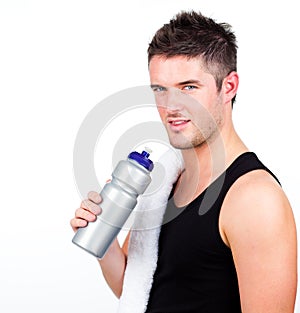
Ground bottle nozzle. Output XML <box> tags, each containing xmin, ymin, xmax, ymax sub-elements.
<box><xmin>144</xmin><ymin>146</ymin><xmax>152</xmax><ymax>154</ymax></box>
<box><xmin>142</xmin><ymin>147</ymin><xmax>152</xmax><ymax>158</ymax></box>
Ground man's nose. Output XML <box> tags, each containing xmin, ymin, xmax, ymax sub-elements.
<box><xmin>157</xmin><ymin>87</ymin><xmax>185</xmax><ymax>112</ymax></box>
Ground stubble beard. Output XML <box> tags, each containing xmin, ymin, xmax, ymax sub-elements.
<box><xmin>168</xmin><ymin>128</ymin><xmax>205</xmax><ymax>150</ymax></box>
<box><xmin>167</xmin><ymin>118</ymin><xmax>221</xmax><ymax>150</ymax></box>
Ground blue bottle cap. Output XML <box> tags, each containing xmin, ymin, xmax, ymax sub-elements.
<box><xmin>128</xmin><ymin>149</ymin><xmax>154</xmax><ymax>171</ymax></box>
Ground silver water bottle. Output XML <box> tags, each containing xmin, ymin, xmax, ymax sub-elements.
<box><xmin>72</xmin><ymin>148</ymin><xmax>154</xmax><ymax>259</ymax></box>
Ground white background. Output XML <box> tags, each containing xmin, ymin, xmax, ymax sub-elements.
<box><xmin>0</xmin><ymin>0</ymin><xmax>299</xmax><ymax>312</ymax></box>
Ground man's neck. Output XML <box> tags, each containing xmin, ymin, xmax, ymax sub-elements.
<box><xmin>174</xmin><ymin>128</ymin><xmax>248</xmax><ymax>207</ymax></box>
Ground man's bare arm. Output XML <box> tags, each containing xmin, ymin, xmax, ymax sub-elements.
<box><xmin>97</xmin><ymin>231</ymin><xmax>130</xmax><ymax>298</ymax></box>
<box><xmin>221</xmin><ymin>170</ymin><xmax>297</xmax><ymax>313</ymax></box>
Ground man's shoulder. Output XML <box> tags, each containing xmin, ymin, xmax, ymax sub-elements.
<box><xmin>228</xmin><ymin>168</ymin><xmax>282</xmax><ymax>200</ymax></box>
<box><xmin>219</xmin><ymin>168</ymin><xmax>291</xmax><ymax>246</ymax></box>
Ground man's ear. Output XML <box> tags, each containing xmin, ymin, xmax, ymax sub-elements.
<box><xmin>223</xmin><ymin>71</ymin><xmax>239</xmax><ymax>103</ymax></box>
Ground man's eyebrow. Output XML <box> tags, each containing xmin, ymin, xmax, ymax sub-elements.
<box><xmin>177</xmin><ymin>79</ymin><xmax>202</xmax><ymax>86</ymax></box>
<box><xmin>150</xmin><ymin>84</ymin><xmax>165</xmax><ymax>89</ymax></box>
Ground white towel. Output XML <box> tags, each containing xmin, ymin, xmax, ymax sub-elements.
<box><xmin>117</xmin><ymin>148</ymin><xmax>184</xmax><ymax>313</ymax></box>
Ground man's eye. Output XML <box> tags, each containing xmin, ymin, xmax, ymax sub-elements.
<box><xmin>152</xmin><ymin>86</ymin><xmax>166</xmax><ymax>93</ymax></box>
<box><xmin>183</xmin><ymin>85</ymin><xmax>197</xmax><ymax>90</ymax></box>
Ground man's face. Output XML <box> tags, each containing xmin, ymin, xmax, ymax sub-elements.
<box><xmin>149</xmin><ymin>55</ymin><xmax>225</xmax><ymax>150</ymax></box>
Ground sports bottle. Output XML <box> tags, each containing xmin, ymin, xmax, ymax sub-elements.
<box><xmin>72</xmin><ymin>148</ymin><xmax>154</xmax><ymax>259</ymax></box>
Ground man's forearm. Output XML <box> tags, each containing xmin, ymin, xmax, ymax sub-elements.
<box><xmin>98</xmin><ymin>238</ymin><xmax>127</xmax><ymax>298</ymax></box>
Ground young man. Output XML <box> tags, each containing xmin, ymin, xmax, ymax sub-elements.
<box><xmin>71</xmin><ymin>11</ymin><xmax>297</xmax><ymax>313</ymax></box>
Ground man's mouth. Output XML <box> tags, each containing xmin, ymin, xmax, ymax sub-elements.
<box><xmin>167</xmin><ymin>118</ymin><xmax>191</xmax><ymax>130</ymax></box>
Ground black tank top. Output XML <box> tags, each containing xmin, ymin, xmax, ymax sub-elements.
<box><xmin>145</xmin><ymin>152</ymin><xmax>279</xmax><ymax>313</ymax></box>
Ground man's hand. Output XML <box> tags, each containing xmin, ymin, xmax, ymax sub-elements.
<box><xmin>70</xmin><ymin>191</ymin><xmax>102</xmax><ymax>232</ymax></box>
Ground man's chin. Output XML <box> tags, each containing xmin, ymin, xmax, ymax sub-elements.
<box><xmin>169</xmin><ymin>140</ymin><xmax>195</xmax><ymax>150</ymax></box>
<box><xmin>169</xmin><ymin>137</ymin><xmax>206</xmax><ymax>150</ymax></box>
